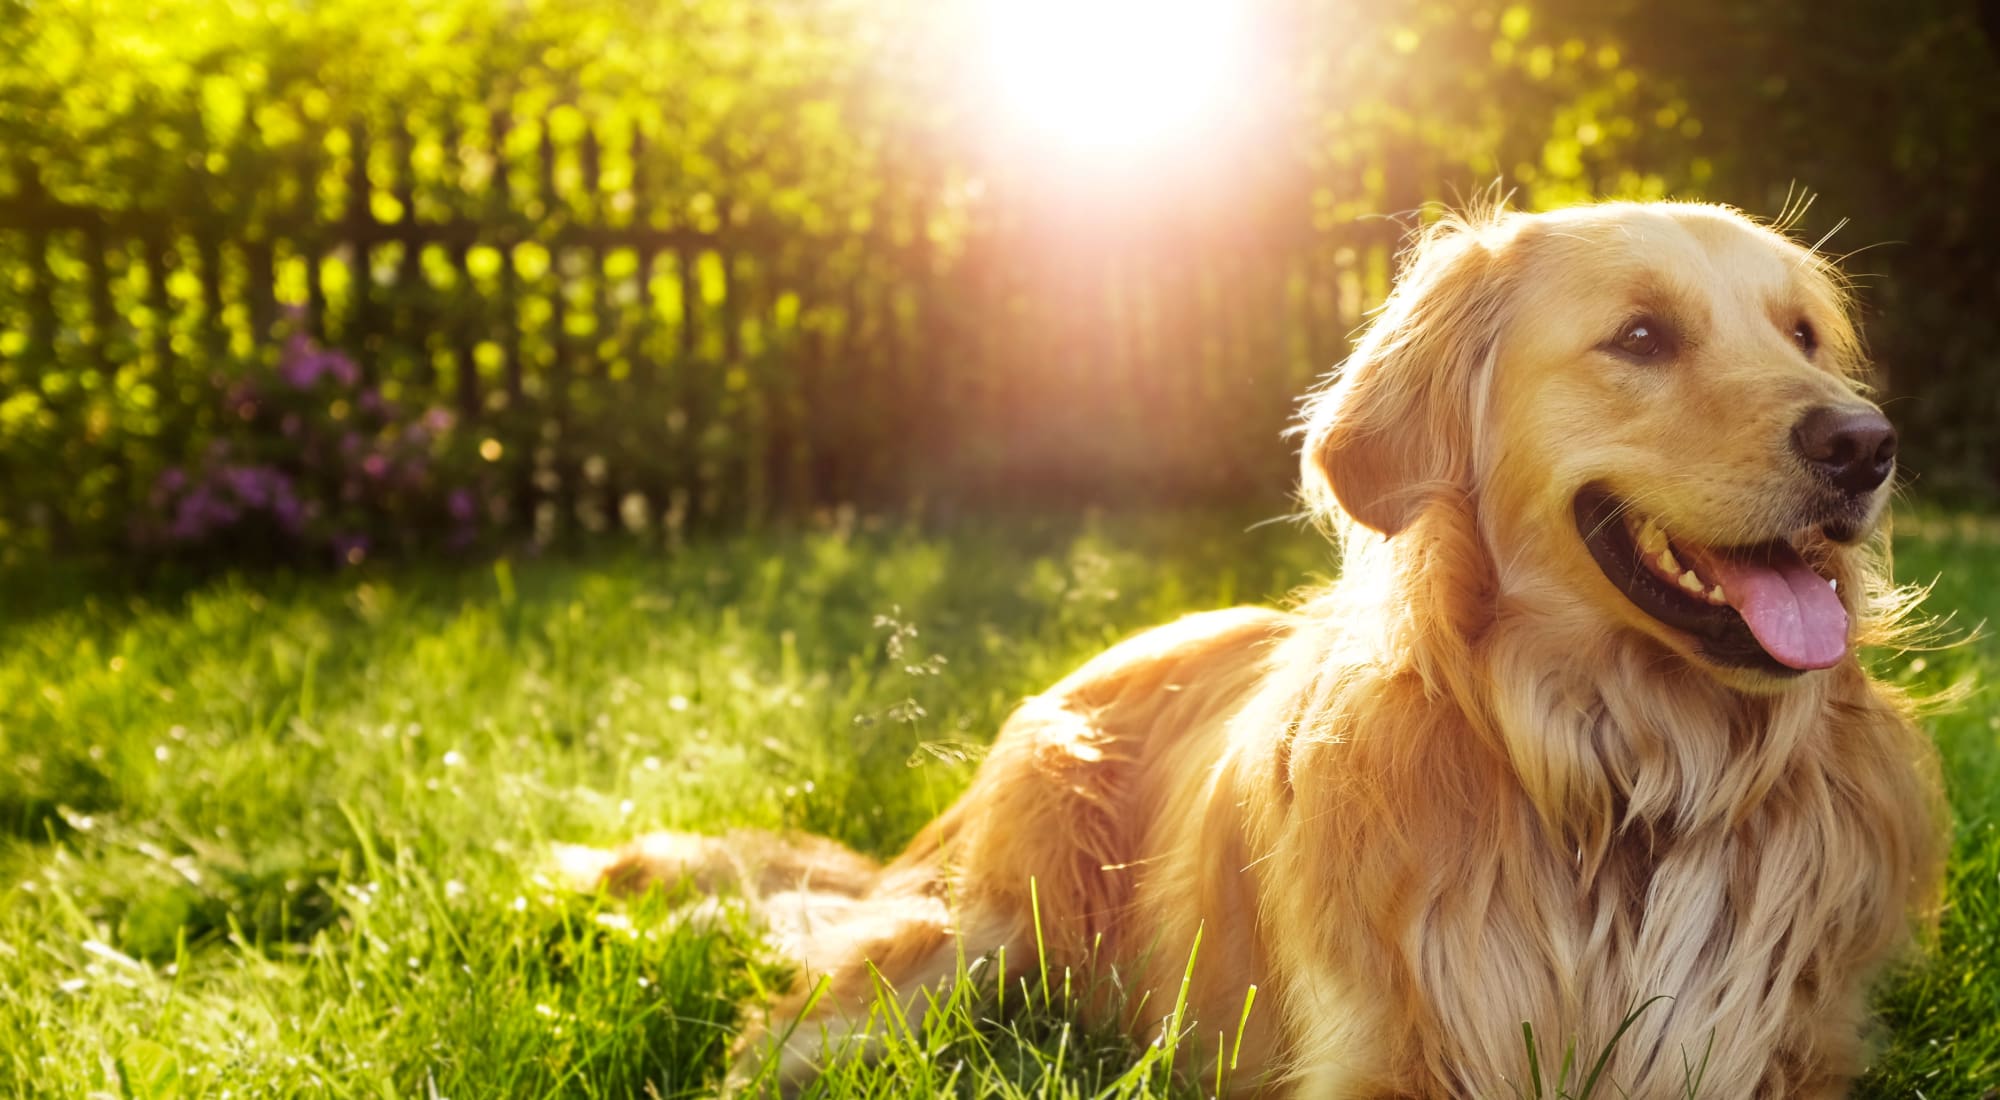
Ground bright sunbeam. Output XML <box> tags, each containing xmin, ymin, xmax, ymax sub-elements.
<box><xmin>979</xmin><ymin>0</ymin><xmax>1251</xmax><ymax>159</ymax></box>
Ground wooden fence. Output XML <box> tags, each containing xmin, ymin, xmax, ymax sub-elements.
<box><xmin>0</xmin><ymin>112</ymin><xmax>1406</xmax><ymax>551</ymax></box>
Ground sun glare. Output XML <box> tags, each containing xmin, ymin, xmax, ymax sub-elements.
<box><xmin>979</xmin><ymin>0</ymin><xmax>1251</xmax><ymax>160</ymax></box>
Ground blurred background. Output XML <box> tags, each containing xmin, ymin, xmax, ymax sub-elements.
<box><xmin>1</xmin><ymin>0</ymin><xmax>1997</xmax><ymax>566</ymax></box>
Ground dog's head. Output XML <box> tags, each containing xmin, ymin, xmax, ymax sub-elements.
<box><xmin>1302</xmin><ymin>202</ymin><xmax>1894</xmax><ymax>687</ymax></box>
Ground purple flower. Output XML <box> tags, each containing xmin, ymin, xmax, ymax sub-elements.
<box><xmin>362</xmin><ymin>453</ymin><xmax>390</xmax><ymax>480</ymax></box>
<box><xmin>280</xmin><ymin>334</ymin><xmax>325</xmax><ymax>389</ymax></box>
<box><xmin>167</xmin><ymin>503</ymin><xmax>206</xmax><ymax>542</ymax></box>
<box><xmin>447</xmin><ymin>488</ymin><xmax>476</xmax><ymax>523</ymax></box>
<box><xmin>169</xmin><ymin>484</ymin><xmax>241</xmax><ymax>543</ymax></box>
<box><xmin>150</xmin><ymin>467</ymin><xmax>189</xmax><ymax>509</ymax></box>
<box><xmin>221</xmin><ymin>465</ymin><xmax>277</xmax><ymax>508</ymax></box>
<box><xmin>271</xmin><ymin>484</ymin><xmax>305</xmax><ymax>533</ymax></box>
<box><xmin>422</xmin><ymin>408</ymin><xmax>456</xmax><ymax>436</ymax></box>
<box><xmin>325</xmin><ymin>351</ymin><xmax>359</xmax><ymax>388</ymax></box>
<box><xmin>279</xmin><ymin>332</ymin><xmax>362</xmax><ymax>391</ymax></box>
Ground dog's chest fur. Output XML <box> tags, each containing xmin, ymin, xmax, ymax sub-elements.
<box><xmin>1256</xmin><ymin>629</ymin><xmax>1929</xmax><ymax>1099</ymax></box>
<box><xmin>1417</xmin><ymin>651</ymin><xmax>1913</xmax><ymax>1096</ymax></box>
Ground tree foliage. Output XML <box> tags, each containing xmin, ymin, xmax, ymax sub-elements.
<box><xmin>1</xmin><ymin>0</ymin><xmax>1995</xmax><ymax>562</ymax></box>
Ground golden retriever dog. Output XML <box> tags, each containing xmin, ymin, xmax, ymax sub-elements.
<box><xmin>566</xmin><ymin>201</ymin><xmax>1945</xmax><ymax>1097</ymax></box>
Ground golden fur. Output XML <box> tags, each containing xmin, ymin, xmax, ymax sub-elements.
<box><xmin>568</xmin><ymin>202</ymin><xmax>1945</xmax><ymax>1097</ymax></box>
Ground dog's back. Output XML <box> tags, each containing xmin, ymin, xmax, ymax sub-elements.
<box><xmin>565</xmin><ymin>606</ymin><xmax>1292</xmax><ymax>1086</ymax></box>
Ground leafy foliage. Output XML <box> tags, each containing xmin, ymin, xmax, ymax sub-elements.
<box><xmin>7</xmin><ymin>0</ymin><xmax>1993</xmax><ymax>564</ymax></box>
<box><xmin>134</xmin><ymin>315</ymin><xmax>490</xmax><ymax>564</ymax></box>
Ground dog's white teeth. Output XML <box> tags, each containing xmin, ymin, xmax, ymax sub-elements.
<box><xmin>1708</xmin><ymin>584</ymin><xmax>1727</xmax><ymax>603</ymax></box>
<box><xmin>1678</xmin><ymin>570</ymin><xmax>1705</xmax><ymax>595</ymax></box>
<box><xmin>1829</xmin><ymin>577</ymin><xmax>1839</xmax><ymax>592</ymax></box>
<box><xmin>1654</xmin><ymin>548</ymin><xmax>1681</xmax><ymax>576</ymax></box>
<box><xmin>1637</xmin><ymin>519</ymin><xmax>1668</xmax><ymax>554</ymax></box>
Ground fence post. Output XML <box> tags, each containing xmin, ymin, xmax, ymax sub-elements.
<box><xmin>18</xmin><ymin>163</ymin><xmax>58</xmax><ymax>371</ymax></box>
<box><xmin>246</xmin><ymin>236</ymin><xmax>278</xmax><ymax>347</ymax></box>
<box><xmin>390</xmin><ymin>111</ymin><xmax>425</xmax><ymax>388</ymax></box>
<box><xmin>490</xmin><ymin>105</ymin><xmax>524</xmax><ymax>404</ymax></box>
<box><xmin>344</xmin><ymin>120</ymin><xmax>378</xmax><ymax>376</ymax></box>
<box><xmin>629</xmin><ymin>130</ymin><xmax>660</xmax><ymax>391</ymax></box>
<box><xmin>82</xmin><ymin>219</ymin><xmax>117</xmax><ymax>373</ymax></box>
<box><xmin>140</xmin><ymin>233</ymin><xmax>174</xmax><ymax>376</ymax></box>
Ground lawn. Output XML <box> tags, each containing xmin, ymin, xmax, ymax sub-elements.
<box><xmin>2</xmin><ymin>508</ymin><xmax>1995</xmax><ymax>1098</ymax></box>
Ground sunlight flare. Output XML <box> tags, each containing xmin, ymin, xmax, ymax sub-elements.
<box><xmin>978</xmin><ymin>0</ymin><xmax>1252</xmax><ymax>158</ymax></box>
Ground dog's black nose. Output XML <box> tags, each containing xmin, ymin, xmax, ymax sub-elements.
<box><xmin>1792</xmin><ymin>405</ymin><xmax>1897</xmax><ymax>495</ymax></box>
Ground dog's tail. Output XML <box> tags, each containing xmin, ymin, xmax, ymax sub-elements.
<box><xmin>555</xmin><ymin>828</ymin><xmax>886</xmax><ymax>903</ymax></box>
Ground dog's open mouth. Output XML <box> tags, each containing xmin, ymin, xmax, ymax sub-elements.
<box><xmin>1573</xmin><ymin>487</ymin><xmax>1848</xmax><ymax>674</ymax></box>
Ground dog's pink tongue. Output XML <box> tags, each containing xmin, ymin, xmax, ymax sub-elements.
<box><xmin>1689</xmin><ymin>543</ymin><xmax>1848</xmax><ymax>670</ymax></box>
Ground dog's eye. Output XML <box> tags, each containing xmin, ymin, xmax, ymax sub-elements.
<box><xmin>1792</xmin><ymin>319</ymin><xmax>1818</xmax><ymax>356</ymax></box>
<box><xmin>1608</xmin><ymin>316</ymin><xmax>1672</xmax><ymax>360</ymax></box>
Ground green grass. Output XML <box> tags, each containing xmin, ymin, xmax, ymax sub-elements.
<box><xmin>1</xmin><ymin>508</ymin><xmax>1995</xmax><ymax>1098</ymax></box>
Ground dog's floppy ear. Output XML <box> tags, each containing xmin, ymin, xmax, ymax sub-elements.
<box><xmin>1300</xmin><ymin>218</ymin><xmax>1510</xmax><ymax>536</ymax></box>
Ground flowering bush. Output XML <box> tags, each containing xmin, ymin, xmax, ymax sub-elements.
<box><xmin>138</xmin><ymin>315</ymin><xmax>496</xmax><ymax>565</ymax></box>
